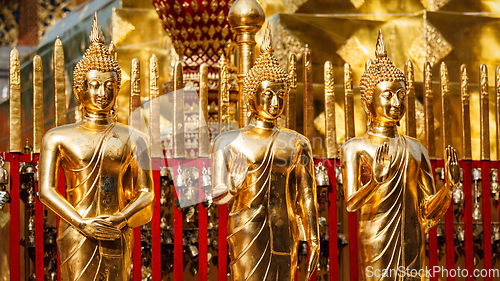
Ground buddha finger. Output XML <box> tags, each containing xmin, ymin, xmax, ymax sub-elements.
<box><xmin>375</xmin><ymin>146</ymin><xmax>381</xmax><ymax>162</ymax></box>
<box><xmin>97</xmin><ymin>225</ymin><xmax>120</xmax><ymax>236</ymax></box>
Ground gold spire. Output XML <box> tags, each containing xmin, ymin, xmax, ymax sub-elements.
<box><xmin>260</xmin><ymin>23</ymin><xmax>272</xmax><ymax>53</ymax></box>
<box><xmin>375</xmin><ymin>29</ymin><xmax>387</xmax><ymax>58</ymax></box>
<box><xmin>90</xmin><ymin>12</ymin><xmax>105</xmax><ymax>44</ymax></box>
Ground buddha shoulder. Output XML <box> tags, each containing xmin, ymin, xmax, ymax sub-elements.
<box><xmin>41</xmin><ymin>123</ymin><xmax>81</xmax><ymax>145</ymax></box>
<box><xmin>213</xmin><ymin>129</ymin><xmax>243</xmax><ymax>147</ymax></box>
<box><xmin>340</xmin><ymin>136</ymin><xmax>366</xmax><ymax>153</ymax></box>
<box><xmin>280</xmin><ymin>129</ymin><xmax>311</xmax><ymax>149</ymax></box>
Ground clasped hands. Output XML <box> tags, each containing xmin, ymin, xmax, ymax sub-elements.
<box><xmin>77</xmin><ymin>213</ymin><xmax>127</xmax><ymax>241</ymax></box>
<box><xmin>373</xmin><ymin>143</ymin><xmax>460</xmax><ymax>189</ymax></box>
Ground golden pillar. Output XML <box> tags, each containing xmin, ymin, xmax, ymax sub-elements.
<box><xmin>228</xmin><ymin>0</ymin><xmax>265</xmax><ymax>128</ymax></box>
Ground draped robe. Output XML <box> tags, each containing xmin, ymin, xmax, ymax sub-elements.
<box><xmin>57</xmin><ymin>123</ymin><xmax>137</xmax><ymax>281</ymax></box>
<box><xmin>213</xmin><ymin>128</ymin><xmax>318</xmax><ymax>281</ymax></box>
<box><xmin>342</xmin><ymin>135</ymin><xmax>437</xmax><ymax>281</ymax></box>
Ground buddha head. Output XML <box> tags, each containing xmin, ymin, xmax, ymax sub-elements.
<box><xmin>73</xmin><ymin>13</ymin><xmax>121</xmax><ymax>116</ymax></box>
<box><xmin>243</xmin><ymin>25</ymin><xmax>289</xmax><ymax>120</ymax></box>
<box><xmin>359</xmin><ymin>30</ymin><xmax>406</xmax><ymax>126</ymax></box>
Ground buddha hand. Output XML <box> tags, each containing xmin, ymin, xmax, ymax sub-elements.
<box><xmin>78</xmin><ymin>217</ymin><xmax>122</xmax><ymax>241</ymax></box>
<box><xmin>445</xmin><ymin>145</ymin><xmax>460</xmax><ymax>190</ymax></box>
<box><xmin>373</xmin><ymin>143</ymin><xmax>392</xmax><ymax>184</ymax></box>
<box><xmin>228</xmin><ymin>151</ymin><xmax>249</xmax><ymax>195</ymax></box>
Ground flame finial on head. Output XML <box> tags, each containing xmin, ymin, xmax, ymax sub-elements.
<box><xmin>375</xmin><ymin>29</ymin><xmax>387</xmax><ymax>58</ymax></box>
<box><xmin>89</xmin><ymin>12</ymin><xmax>105</xmax><ymax>45</ymax></box>
<box><xmin>260</xmin><ymin>23</ymin><xmax>273</xmax><ymax>53</ymax></box>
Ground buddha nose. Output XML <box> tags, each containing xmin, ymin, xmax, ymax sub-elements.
<box><xmin>98</xmin><ymin>85</ymin><xmax>106</xmax><ymax>98</ymax></box>
<box><xmin>391</xmin><ymin>95</ymin><xmax>401</xmax><ymax>108</ymax></box>
<box><xmin>271</xmin><ymin>94</ymin><xmax>278</xmax><ymax>107</ymax></box>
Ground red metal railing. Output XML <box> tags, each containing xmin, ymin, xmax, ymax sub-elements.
<box><xmin>2</xmin><ymin>152</ymin><xmax>499</xmax><ymax>280</ymax></box>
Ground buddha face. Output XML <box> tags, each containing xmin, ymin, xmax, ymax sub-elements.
<box><xmin>372</xmin><ymin>81</ymin><xmax>406</xmax><ymax>124</ymax></box>
<box><xmin>81</xmin><ymin>70</ymin><xmax>118</xmax><ymax>114</ymax></box>
<box><xmin>253</xmin><ymin>80</ymin><xmax>287</xmax><ymax>119</ymax></box>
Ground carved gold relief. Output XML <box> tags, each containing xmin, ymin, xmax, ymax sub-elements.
<box><xmin>112</xmin><ymin>13</ymin><xmax>136</xmax><ymax>45</ymax></box>
<box><xmin>337</xmin><ymin>36</ymin><xmax>370</xmax><ymax>69</ymax></box>
<box><xmin>282</xmin><ymin>0</ymin><xmax>308</xmax><ymax>13</ymax></box>
<box><xmin>350</xmin><ymin>0</ymin><xmax>365</xmax><ymax>9</ymax></box>
<box><xmin>420</xmin><ymin>0</ymin><xmax>451</xmax><ymax>11</ymax></box>
<box><xmin>273</xmin><ymin>19</ymin><xmax>306</xmax><ymax>69</ymax></box>
<box><xmin>408</xmin><ymin>20</ymin><xmax>453</xmax><ymax>71</ymax></box>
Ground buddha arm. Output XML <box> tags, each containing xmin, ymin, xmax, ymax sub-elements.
<box><xmin>295</xmin><ymin>138</ymin><xmax>320</xmax><ymax>281</ymax></box>
<box><xmin>120</xmin><ymin>133</ymin><xmax>154</xmax><ymax>228</ymax></box>
<box><xmin>341</xmin><ymin>147</ymin><xmax>377</xmax><ymax>212</ymax></box>
<box><xmin>39</xmin><ymin>130</ymin><xmax>85</xmax><ymax>229</ymax></box>
<box><xmin>212</xmin><ymin>136</ymin><xmax>233</xmax><ymax>205</ymax></box>
<box><xmin>419</xmin><ymin>146</ymin><xmax>451</xmax><ymax>230</ymax></box>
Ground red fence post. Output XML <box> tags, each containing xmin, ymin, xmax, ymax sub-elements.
<box><xmin>461</xmin><ymin>160</ymin><xmax>474</xmax><ymax>281</ymax></box>
<box><xmin>173</xmin><ymin>158</ymin><xmax>184</xmax><ymax>281</ymax></box>
<box><xmin>326</xmin><ymin>159</ymin><xmax>339</xmax><ymax>281</ymax></box>
<box><xmin>151</xmin><ymin>158</ymin><xmax>161</xmax><ymax>281</ymax></box>
<box><xmin>481</xmin><ymin>160</ymin><xmax>492</xmax><ymax>281</ymax></box>
<box><xmin>218</xmin><ymin>204</ymin><xmax>228</xmax><ymax>281</ymax></box>
<box><xmin>4</xmin><ymin>152</ymin><xmax>20</xmax><ymax>281</ymax></box>
<box><xmin>347</xmin><ymin>213</ymin><xmax>358</xmax><ymax>281</ymax></box>
<box><xmin>198</xmin><ymin>158</ymin><xmax>208</xmax><ymax>281</ymax></box>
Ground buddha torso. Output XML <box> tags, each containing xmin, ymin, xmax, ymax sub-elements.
<box><xmin>52</xmin><ymin>121</ymin><xmax>137</xmax><ymax>214</ymax></box>
<box><xmin>342</xmin><ymin>132</ymin><xmax>432</xmax><ymax>280</ymax></box>
<box><xmin>215</xmin><ymin>126</ymin><xmax>310</xmax><ymax>280</ymax></box>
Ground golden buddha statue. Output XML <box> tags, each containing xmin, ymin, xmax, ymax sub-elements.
<box><xmin>340</xmin><ymin>30</ymin><xmax>460</xmax><ymax>280</ymax></box>
<box><xmin>39</xmin><ymin>13</ymin><xmax>154</xmax><ymax>281</ymax></box>
<box><xmin>212</xmin><ymin>25</ymin><xmax>319</xmax><ymax>281</ymax></box>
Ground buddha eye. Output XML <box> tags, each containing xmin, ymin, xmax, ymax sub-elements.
<box><xmin>105</xmin><ymin>81</ymin><xmax>114</xmax><ymax>90</ymax></box>
<box><xmin>277</xmin><ymin>90</ymin><xmax>285</xmax><ymax>98</ymax></box>
<box><xmin>397</xmin><ymin>89</ymin><xmax>406</xmax><ymax>99</ymax></box>
<box><xmin>382</xmin><ymin>91</ymin><xmax>392</xmax><ymax>99</ymax></box>
<box><xmin>263</xmin><ymin>90</ymin><xmax>272</xmax><ymax>97</ymax></box>
<box><xmin>89</xmin><ymin>80</ymin><xmax>99</xmax><ymax>89</ymax></box>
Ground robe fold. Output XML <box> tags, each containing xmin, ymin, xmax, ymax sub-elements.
<box><xmin>358</xmin><ymin>135</ymin><xmax>435</xmax><ymax>281</ymax></box>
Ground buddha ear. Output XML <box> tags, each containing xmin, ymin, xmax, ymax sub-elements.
<box><xmin>73</xmin><ymin>86</ymin><xmax>84</xmax><ymax>111</ymax></box>
<box><xmin>73</xmin><ymin>87</ymin><xmax>81</xmax><ymax>103</ymax></box>
<box><xmin>361</xmin><ymin>97</ymin><xmax>374</xmax><ymax>126</ymax></box>
<box><xmin>361</xmin><ymin>97</ymin><xmax>373</xmax><ymax>116</ymax></box>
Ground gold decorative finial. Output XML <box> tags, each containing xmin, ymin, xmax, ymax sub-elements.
<box><xmin>109</xmin><ymin>41</ymin><xmax>117</xmax><ymax>61</ymax></box>
<box><xmin>375</xmin><ymin>29</ymin><xmax>387</xmax><ymax>58</ymax></box>
<box><xmin>90</xmin><ymin>12</ymin><xmax>105</xmax><ymax>44</ymax></box>
<box><xmin>260</xmin><ymin>23</ymin><xmax>272</xmax><ymax>53</ymax></box>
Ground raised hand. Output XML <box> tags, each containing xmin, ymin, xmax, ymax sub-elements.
<box><xmin>78</xmin><ymin>217</ymin><xmax>122</xmax><ymax>241</ymax></box>
<box><xmin>228</xmin><ymin>150</ymin><xmax>249</xmax><ymax>193</ymax></box>
<box><xmin>373</xmin><ymin>143</ymin><xmax>392</xmax><ymax>184</ymax></box>
<box><xmin>445</xmin><ymin>145</ymin><xmax>460</xmax><ymax>189</ymax></box>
